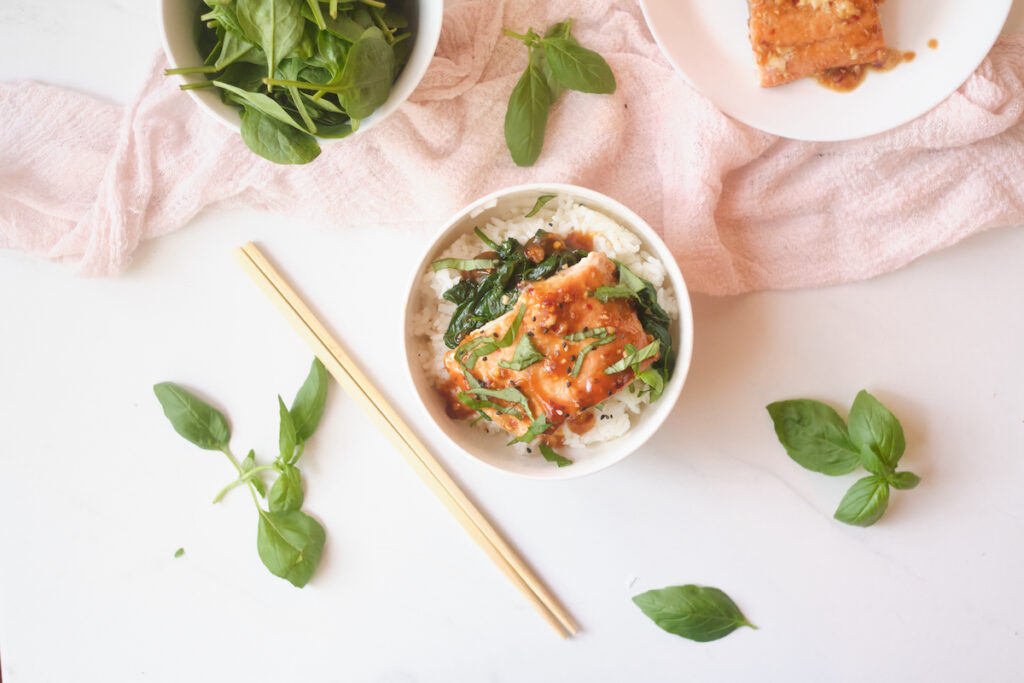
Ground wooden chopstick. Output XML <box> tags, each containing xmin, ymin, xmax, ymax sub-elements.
<box><xmin>233</xmin><ymin>242</ymin><xmax>578</xmax><ymax>639</ymax></box>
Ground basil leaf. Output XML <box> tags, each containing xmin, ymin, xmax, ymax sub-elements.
<box><xmin>290</xmin><ymin>358</ymin><xmax>328</xmax><ymax>443</ymax></box>
<box><xmin>595</xmin><ymin>263</ymin><xmax>646</xmax><ymax>303</ymax></box>
<box><xmin>499</xmin><ymin>332</ymin><xmax>545</xmax><ymax>371</ymax></box>
<box><xmin>539</xmin><ymin>443</ymin><xmax>572</xmax><ymax>467</ymax></box>
<box><xmin>508</xmin><ymin>414</ymin><xmax>553</xmax><ymax>445</ymax></box>
<box><xmin>848</xmin><ymin>390</ymin><xmax>906</xmax><ymax>472</ymax></box>
<box><xmin>432</xmin><ymin>258</ymin><xmax>500</xmax><ymax>272</ymax></box>
<box><xmin>572</xmin><ymin>334</ymin><xmax>616</xmax><ymax>377</ymax></box>
<box><xmin>636</xmin><ymin>368</ymin><xmax>665</xmax><ymax>401</ymax></box>
<box><xmin>541</xmin><ymin>37</ymin><xmax>616</xmax><ymax>94</ymax></box>
<box><xmin>632</xmin><ymin>585</ymin><xmax>755</xmax><ymax>642</ymax></box>
<box><xmin>241</xmin><ymin>448</ymin><xmax>267</xmax><ymax>496</ymax></box>
<box><xmin>153</xmin><ymin>382</ymin><xmax>231</xmax><ymax>450</ymax></box>
<box><xmin>562</xmin><ymin>327</ymin><xmax>607</xmax><ymax>341</ymax></box>
<box><xmin>834</xmin><ymin>475</ymin><xmax>890</xmax><ymax>527</ymax></box>
<box><xmin>235</xmin><ymin>0</ymin><xmax>304</xmax><ymax>77</ymax></box>
<box><xmin>544</xmin><ymin>20</ymin><xmax>573</xmax><ymax>41</ymax></box>
<box><xmin>462</xmin><ymin>386</ymin><xmax>533</xmax><ymax>421</ymax></box>
<box><xmin>464</xmin><ymin>305</ymin><xmax>527</xmax><ymax>369</ymax></box>
<box><xmin>268</xmin><ymin>463</ymin><xmax>304</xmax><ymax>512</ymax></box>
<box><xmin>239</xmin><ymin>104</ymin><xmax>321</xmax><ymax>165</ymax></box>
<box><xmin>889</xmin><ymin>471</ymin><xmax>921</xmax><ymax>490</ymax></box>
<box><xmin>256</xmin><ymin>508</ymin><xmax>325</xmax><ymax>587</ymax></box>
<box><xmin>765</xmin><ymin>399</ymin><xmax>861</xmax><ymax>476</ymax></box>
<box><xmin>474</xmin><ymin>227</ymin><xmax>502</xmax><ymax>251</ymax></box>
<box><xmin>277</xmin><ymin>396</ymin><xmax>297</xmax><ymax>462</ymax></box>
<box><xmin>525</xmin><ymin>194</ymin><xmax>557</xmax><ymax>218</ymax></box>
<box><xmin>604</xmin><ymin>341</ymin><xmax>659</xmax><ymax>375</ymax></box>
<box><xmin>504</xmin><ymin>48</ymin><xmax>551</xmax><ymax>167</ymax></box>
<box><xmin>174</xmin><ymin>548</ymin><xmax>185</xmax><ymax>558</ymax></box>
<box><xmin>336</xmin><ymin>27</ymin><xmax>394</xmax><ymax>120</ymax></box>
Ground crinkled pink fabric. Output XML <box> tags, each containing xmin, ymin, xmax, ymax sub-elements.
<box><xmin>1</xmin><ymin>1</ymin><xmax>1022</xmax><ymax>295</ymax></box>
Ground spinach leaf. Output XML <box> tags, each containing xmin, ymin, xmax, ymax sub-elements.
<box><xmin>153</xmin><ymin>382</ymin><xmax>231</xmax><ymax>450</ymax></box>
<box><xmin>633</xmin><ymin>585</ymin><xmax>755</xmax><ymax>642</ymax></box>
<box><xmin>269</xmin><ymin>464</ymin><xmax>304</xmax><ymax>512</ymax></box>
<box><xmin>541</xmin><ymin>37</ymin><xmax>616</xmax><ymax>94</ymax></box>
<box><xmin>235</xmin><ymin>0</ymin><xmax>305</xmax><ymax>77</ymax></box>
<box><xmin>290</xmin><ymin>358</ymin><xmax>328</xmax><ymax>443</ymax></box>
<box><xmin>499</xmin><ymin>332</ymin><xmax>544</xmax><ymax>371</ymax></box>
<box><xmin>765</xmin><ymin>399</ymin><xmax>861</xmax><ymax>475</ymax></box>
<box><xmin>336</xmin><ymin>27</ymin><xmax>395</xmax><ymax>120</ymax></box>
<box><xmin>572</xmin><ymin>334</ymin><xmax>616</xmax><ymax>377</ymax></box>
<box><xmin>213</xmin><ymin>80</ymin><xmax>306</xmax><ymax>131</ymax></box>
<box><xmin>432</xmin><ymin>258</ymin><xmax>500</xmax><ymax>272</ymax></box>
<box><xmin>239</xmin><ymin>104</ymin><xmax>321</xmax><ymax>164</ymax></box>
<box><xmin>507</xmin><ymin>414</ymin><xmax>553</xmax><ymax>445</ymax></box>
<box><xmin>848</xmin><ymin>390</ymin><xmax>905</xmax><ymax>473</ymax></box>
<box><xmin>525</xmin><ymin>194</ymin><xmax>557</xmax><ymax>217</ymax></box>
<box><xmin>834</xmin><ymin>475</ymin><xmax>890</xmax><ymax>527</ymax></box>
<box><xmin>256</xmin><ymin>508</ymin><xmax>325</xmax><ymax>587</ymax></box>
<box><xmin>539</xmin><ymin>443</ymin><xmax>572</xmax><ymax>467</ymax></box>
<box><xmin>504</xmin><ymin>48</ymin><xmax>551</xmax><ymax>167</ymax></box>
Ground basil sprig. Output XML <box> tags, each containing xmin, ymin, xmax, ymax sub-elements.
<box><xmin>503</xmin><ymin>19</ymin><xmax>616</xmax><ymax>166</ymax></box>
<box><xmin>604</xmin><ymin>340</ymin><xmax>659</xmax><ymax>375</ymax></box>
<box><xmin>572</xmin><ymin>333</ymin><xmax>616</xmax><ymax>377</ymax></box>
<box><xmin>767</xmin><ymin>390</ymin><xmax>920</xmax><ymax>527</ymax></box>
<box><xmin>154</xmin><ymin>358</ymin><xmax>330</xmax><ymax>587</ymax></box>
<box><xmin>633</xmin><ymin>585</ymin><xmax>756</xmax><ymax>642</ymax></box>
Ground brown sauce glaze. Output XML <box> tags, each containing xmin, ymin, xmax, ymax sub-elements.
<box><xmin>566</xmin><ymin>410</ymin><xmax>597</xmax><ymax>436</ymax></box>
<box><xmin>815</xmin><ymin>48</ymin><xmax>915</xmax><ymax>93</ymax></box>
<box><xmin>438</xmin><ymin>378</ymin><xmax>475</xmax><ymax>420</ymax></box>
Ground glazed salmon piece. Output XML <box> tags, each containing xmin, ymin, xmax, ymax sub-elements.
<box><xmin>747</xmin><ymin>0</ymin><xmax>887</xmax><ymax>87</ymax></box>
<box><xmin>442</xmin><ymin>252</ymin><xmax>656</xmax><ymax>438</ymax></box>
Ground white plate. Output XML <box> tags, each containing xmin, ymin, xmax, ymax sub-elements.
<box><xmin>639</xmin><ymin>0</ymin><xmax>1013</xmax><ymax>141</ymax></box>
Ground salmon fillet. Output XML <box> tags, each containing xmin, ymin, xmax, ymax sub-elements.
<box><xmin>747</xmin><ymin>0</ymin><xmax>887</xmax><ymax>87</ymax></box>
<box><xmin>442</xmin><ymin>252</ymin><xmax>657</xmax><ymax>438</ymax></box>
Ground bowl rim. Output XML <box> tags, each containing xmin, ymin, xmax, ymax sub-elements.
<box><xmin>401</xmin><ymin>182</ymin><xmax>695</xmax><ymax>481</ymax></box>
<box><xmin>157</xmin><ymin>0</ymin><xmax>444</xmax><ymax>138</ymax></box>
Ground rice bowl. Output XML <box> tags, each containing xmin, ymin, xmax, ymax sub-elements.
<box><xmin>403</xmin><ymin>184</ymin><xmax>693</xmax><ymax>479</ymax></box>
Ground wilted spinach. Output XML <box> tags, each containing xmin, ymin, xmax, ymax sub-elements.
<box><xmin>435</xmin><ymin>227</ymin><xmax>587</xmax><ymax>349</ymax></box>
<box><xmin>165</xmin><ymin>0</ymin><xmax>411</xmax><ymax>164</ymax></box>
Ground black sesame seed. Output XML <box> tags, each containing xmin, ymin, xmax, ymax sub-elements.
<box><xmin>566</xmin><ymin>381</ymin><xmax>571</xmax><ymax>387</ymax></box>
<box><xmin>492</xmin><ymin>333</ymin><xmax>498</xmax><ymax>338</ymax></box>
<box><xmin>570</xmin><ymin>355</ymin><xmax>577</xmax><ymax>362</ymax></box>
<box><xmin>527</xmin><ymin>331</ymin><xmax>534</xmax><ymax>337</ymax></box>
<box><xmin>565</xmin><ymin>367</ymin><xmax>572</xmax><ymax>374</ymax></box>
<box><xmin>482</xmin><ymin>357</ymin><xmax>488</xmax><ymax>361</ymax></box>
<box><xmin>607</xmin><ymin>390</ymin><xmax>613</xmax><ymax>396</ymax></box>
<box><xmin>527</xmin><ymin>448</ymin><xmax>532</xmax><ymax>453</ymax></box>
<box><xmin>583</xmin><ymin>326</ymin><xmax>589</xmax><ymax>332</ymax></box>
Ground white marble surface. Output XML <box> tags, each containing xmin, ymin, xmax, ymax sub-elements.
<box><xmin>2</xmin><ymin>2</ymin><xmax>1024</xmax><ymax>681</ymax></box>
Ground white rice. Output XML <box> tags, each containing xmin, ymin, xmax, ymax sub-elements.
<box><xmin>410</xmin><ymin>194</ymin><xmax>678</xmax><ymax>453</ymax></box>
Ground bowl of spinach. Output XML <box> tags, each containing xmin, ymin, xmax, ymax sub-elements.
<box><xmin>160</xmin><ymin>0</ymin><xmax>443</xmax><ymax>164</ymax></box>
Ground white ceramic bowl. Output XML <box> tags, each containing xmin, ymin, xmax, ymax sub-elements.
<box><xmin>159</xmin><ymin>0</ymin><xmax>443</xmax><ymax>137</ymax></box>
<box><xmin>403</xmin><ymin>184</ymin><xmax>695</xmax><ymax>480</ymax></box>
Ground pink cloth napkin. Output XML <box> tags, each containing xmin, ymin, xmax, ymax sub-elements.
<box><xmin>1</xmin><ymin>1</ymin><xmax>1022</xmax><ymax>295</ymax></box>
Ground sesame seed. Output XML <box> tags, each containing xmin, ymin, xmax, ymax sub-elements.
<box><xmin>526</xmin><ymin>448</ymin><xmax>532</xmax><ymax>453</ymax></box>
<box><xmin>570</xmin><ymin>355</ymin><xmax>577</xmax><ymax>362</ymax></box>
<box><xmin>527</xmin><ymin>331</ymin><xmax>534</xmax><ymax>337</ymax></box>
<box><xmin>566</xmin><ymin>381</ymin><xmax>571</xmax><ymax>387</ymax></box>
<box><xmin>532</xmin><ymin>316</ymin><xmax>536</xmax><ymax>321</ymax></box>
<box><xmin>482</xmin><ymin>357</ymin><xmax>488</xmax><ymax>361</ymax></box>
<box><xmin>607</xmin><ymin>390</ymin><xmax>613</xmax><ymax>396</ymax></box>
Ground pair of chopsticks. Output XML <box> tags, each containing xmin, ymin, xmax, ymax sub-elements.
<box><xmin>234</xmin><ymin>242</ymin><xmax>578</xmax><ymax>639</ymax></box>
